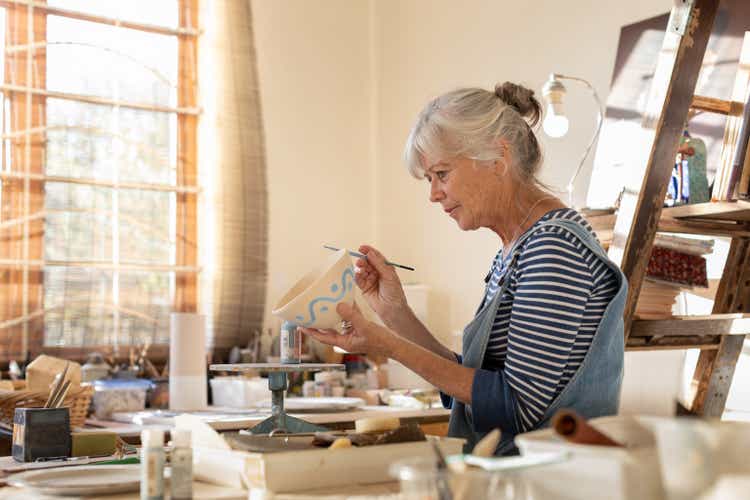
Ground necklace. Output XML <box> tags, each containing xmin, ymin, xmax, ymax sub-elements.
<box><xmin>517</xmin><ymin>196</ymin><xmax>555</xmax><ymax>229</ymax></box>
<box><xmin>504</xmin><ymin>196</ymin><xmax>556</xmax><ymax>250</ymax></box>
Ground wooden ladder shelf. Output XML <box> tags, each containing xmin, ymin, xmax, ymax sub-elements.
<box><xmin>591</xmin><ymin>0</ymin><xmax>750</xmax><ymax>417</ymax></box>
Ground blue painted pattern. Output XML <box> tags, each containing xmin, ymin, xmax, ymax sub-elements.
<box><xmin>294</xmin><ymin>266</ymin><xmax>355</xmax><ymax>326</ymax></box>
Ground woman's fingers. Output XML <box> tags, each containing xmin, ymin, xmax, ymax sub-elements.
<box><xmin>358</xmin><ymin>245</ymin><xmax>398</xmax><ymax>278</ymax></box>
<box><xmin>300</xmin><ymin>328</ymin><xmax>345</xmax><ymax>348</ymax></box>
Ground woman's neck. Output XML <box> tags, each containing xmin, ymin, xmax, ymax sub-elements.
<box><xmin>490</xmin><ymin>189</ymin><xmax>566</xmax><ymax>248</ymax></box>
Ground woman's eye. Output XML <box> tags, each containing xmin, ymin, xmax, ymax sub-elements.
<box><xmin>436</xmin><ymin>171</ymin><xmax>448</xmax><ymax>181</ymax></box>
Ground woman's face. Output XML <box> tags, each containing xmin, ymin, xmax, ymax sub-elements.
<box><xmin>423</xmin><ymin>155</ymin><xmax>508</xmax><ymax>231</ymax></box>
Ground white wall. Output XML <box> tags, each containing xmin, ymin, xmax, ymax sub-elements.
<box><xmin>250</xmin><ymin>0</ymin><xmax>375</xmax><ymax>331</ymax></box>
<box><xmin>373</xmin><ymin>0</ymin><xmax>669</xmax><ymax>342</ymax></box>
<box><xmin>252</xmin><ymin>0</ymin><xmax>669</xmax><ymax>338</ymax></box>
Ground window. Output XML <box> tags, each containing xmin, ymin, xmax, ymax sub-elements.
<box><xmin>0</xmin><ymin>0</ymin><xmax>198</xmax><ymax>362</ymax></box>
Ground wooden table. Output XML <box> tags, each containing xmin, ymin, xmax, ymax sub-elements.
<box><xmin>85</xmin><ymin>405</ymin><xmax>451</xmax><ymax>439</ymax></box>
<box><xmin>0</xmin><ymin>480</ymin><xmax>402</xmax><ymax>499</ymax></box>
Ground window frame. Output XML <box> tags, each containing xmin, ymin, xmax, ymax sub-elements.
<box><xmin>0</xmin><ymin>0</ymin><xmax>199</xmax><ymax>364</ymax></box>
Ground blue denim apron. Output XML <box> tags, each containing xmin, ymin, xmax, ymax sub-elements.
<box><xmin>447</xmin><ymin>219</ymin><xmax>627</xmax><ymax>455</ymax></box>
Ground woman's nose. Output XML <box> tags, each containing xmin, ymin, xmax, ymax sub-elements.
<box><xmin>429</xmin><ymin>179</ymin><xmax>444</xmax><ymax>203</ymax></box>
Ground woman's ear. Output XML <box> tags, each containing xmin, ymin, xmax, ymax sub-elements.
<box><xmin>493</xmin><ymin>139</ymin><xmax>513</xmax><ymax>177</ymax></box>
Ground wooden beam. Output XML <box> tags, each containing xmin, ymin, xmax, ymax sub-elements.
<box><xmin>175</xmin><ymin>0</ymin><xmax>198</xmax><ymax>313</ymax></box>
<box><xmin>690</xmin><ymin>238</ymin><xmax>750</xmax><ymax>416</ymax></box>
<box><xmin>656</xmin><ymin>217</ymin><xmax>750</xmax><ymax>238</ymax></box>
<box><xmin>606</xmin><ymin>0</ymin><xmax>720</xmax><ymax>340</ymax></box>
<box><xmin>626</xmin><ymin>336</ymin><xmax>720</xmax><ymax>351</ymax></box>
<box><xmin>690</xmin><ymin>95</ymin><xmax>733</xmax><ymax>115</ymax></box>
<box><xmin>713</xmin><ymin>34</ymin><xmax>750</xmax><ymax>201</ymax></box>
<box><xmin>0</xmin><ymin>83</ymin><xmax>201</xmax><ymax>115</ymax></box>
<box><xmin>0</xmin><ymin>2</ymin><xmax>47</xmax><ymax>361</ymax></box>
<box><xmin>666</xmin><ymin>200</ymin><xmax>750</xmax><ymax>222</ymax></box>
<box><xmin>587</xmin><ymin>211</ymin><xmax>750</xmax><ymax>242</ymax></box>
<box><xmin>0</xmin><ymin>0</ymin><xmax>200</xmax><ymax>37</ymax></box>
<box><xmin>630</xmin><ymin>314</ymin><xmax>750</xmax><ymax>337</ymax></box>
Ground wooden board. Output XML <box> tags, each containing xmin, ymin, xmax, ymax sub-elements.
<box><xmin>666</xmin><ymin>200</ymin><xmax>750</xmax><ymax>221</ymax></box>
<box><xmin>192</xmin><ymin>436</ymin><xmax>464</xmax><ymax>493</ymax></box>
<box><xmin>630</xmin><ymin>314</ymin><xmax>750</xmax><ymax>337</ymax></box>
<box><xmin>690</xmin><ymin>238</ymin><xmax>750</xmax><ymax>416</ymax></box>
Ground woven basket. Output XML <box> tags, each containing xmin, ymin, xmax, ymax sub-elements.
<box><xmin>0</xmin><ymin>383</ymin><xmax>93</xmax><ymax>427</ymax></box>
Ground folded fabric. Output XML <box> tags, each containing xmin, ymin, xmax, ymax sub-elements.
<box><xmin>646</xmin><ymin>246</ymin><xmax>708</xmax><ymax>287</ymax></box>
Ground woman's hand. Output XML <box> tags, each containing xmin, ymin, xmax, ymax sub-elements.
<box><xmin>300</xmin><ymin>302</ymin><xmax>399</xmax><ymax>358</ymax></box>
<box><xmin>354</xmin><ymin>245</ymin><xmax>409</xmax><ymax>327</ymax></box>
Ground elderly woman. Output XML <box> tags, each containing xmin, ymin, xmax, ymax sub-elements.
<box><xmin>302</xmin><ymin>82</ymin><xmax>627</xmax><ymax>455</ymax></box>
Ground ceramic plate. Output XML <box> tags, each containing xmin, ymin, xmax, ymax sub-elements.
<box><xmin>253</xmin><ymin>396</ymin><xmax>365</xmax><ymax>412</ymax></box>
<box><xmin>8</xmin><ymin>465</ymin><xmax>141</xmax><ymax>496</ymax></box>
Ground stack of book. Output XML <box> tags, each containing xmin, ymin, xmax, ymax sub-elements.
<box><xmin>634</xmin><ymin>234</ymin><xmax>713</xmax><ymax>319</ymax></box>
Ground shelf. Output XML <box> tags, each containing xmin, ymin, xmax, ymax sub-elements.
<box><xmin>586</xmin><ymin>201</ymin><xmax>750</xmax><ymax>242</ymax></box>
<box><xmin>665</xmin><ymin>201</ymin><xmax>750</xmax><ymax>222</ymax></box>
<box><xmin>625</xmin><ymin>314</ymin><xmax>750</xmax><ymax>351</ymax></box>
<box><xmin>626</xmin><ymin>335</ymin><xmax>720</xmax><ymax>351</ymax></box>
<box><xmin>630</xmin><ymin>314</ymin><xmax>750</xmax><ymax>338</ymax></box>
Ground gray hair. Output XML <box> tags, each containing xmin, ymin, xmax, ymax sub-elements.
<box><xmin>404</xmin><ymin>82</ymin><xmax>543</xmax><ymax>185</ymax></box>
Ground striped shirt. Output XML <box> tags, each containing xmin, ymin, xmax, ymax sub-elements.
<box><xmin>481</xmin><ymin>208</ymin><xmax>618</xmax><ymax>432</ymax></box>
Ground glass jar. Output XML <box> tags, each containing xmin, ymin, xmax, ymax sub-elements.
<box><xmin>389</xmin><ymin>456</ymin><xmax>532</xmax><ymax>500</ymax></box>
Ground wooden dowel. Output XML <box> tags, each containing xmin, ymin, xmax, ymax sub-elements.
<box><xmin>0</xmin><ymin>171</ymin><xmax>200</xmax><ymax>193</ymax></box>
<box><xmin>0</xmin><ymin>83</ymin><xmax>201</xmax><ymax>115</ymax></box>
<box><xmin>0</xmin><ymin>0</ymin><xmax>200</xmax><ymax>37</ymax></box>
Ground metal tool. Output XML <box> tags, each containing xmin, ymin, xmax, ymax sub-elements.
<box><xmin>209</xmin><ymin>363</ymin><xmax>345</xmax><ymax>435</ymax></box>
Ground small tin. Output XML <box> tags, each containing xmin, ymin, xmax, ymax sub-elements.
<box><xmin>280</xmin><ymin>321</ymin><xmax>301</xmax><ymax>364</ymax></box>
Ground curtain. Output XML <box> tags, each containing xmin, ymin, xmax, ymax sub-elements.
<box><xmin>198</xmin><ymin>0</ymin><xmax>268</xmax><ymax>355</ymax></box>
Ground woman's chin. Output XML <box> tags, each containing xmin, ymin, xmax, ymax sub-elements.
<box><xmin>455</xmin><ymin>217</ymin><xmax>476</xmax><ymax>231</ymax></box>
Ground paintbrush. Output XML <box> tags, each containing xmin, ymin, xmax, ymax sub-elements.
<box><xmin>44</xmin><ymin>373</ymin><xmax>63</xmax><ymax>408</ymax></box>
<box><xmin>52</xmin><ymin>380</ymin><xmax>71</xmax><ymax>408</ymax></box>
<box><xmin>323</xmin><ymin>245</ymin><xmax>415</xmax><ymax>271</ymax></box>
<box><xmin>45</xmin><ymin>362</ymin><xmax>70</xmax><ymax>409</ymax></box>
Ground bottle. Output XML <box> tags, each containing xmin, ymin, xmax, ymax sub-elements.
<box><xmin>140</xmin><ymin>429</ymin><xmax>165</xmax><ymax>500</ymax></box>
<box><xmin>170</xmin><ymin>428</ymin><xmax>193</xmax><ymax>500</ymax></box>
<box><xmin>280</xmin><ymin>321</ymin><xmax>301</xmax><ymax>364</ymax></box>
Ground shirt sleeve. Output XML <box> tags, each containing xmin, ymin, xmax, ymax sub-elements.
<box><xmin>439</xmin><ymin>352</ymin><xmax>462</xmax><ymax>409</ymax></box>
<box><xmin>471</xmin><ymin>227</ymin><xmax>594</xmax><ymax>433</ymax></box>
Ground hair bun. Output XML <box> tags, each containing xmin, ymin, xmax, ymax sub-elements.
<box><xmin>494</xmin><ymin>81</ymin><xmax>541</xmax><ymax>127</ymax></box>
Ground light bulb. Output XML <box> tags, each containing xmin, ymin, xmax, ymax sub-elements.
<box><xmin>543</xmin><ymin>104</ymin><xmax>569</xmax><ymax>138</ymax></box>
<box><xmin>541</xmin><ymin>73</ymin><xmax>569</xmax><ymax>138</ymax></box>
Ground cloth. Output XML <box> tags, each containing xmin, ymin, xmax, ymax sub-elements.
<box><xmin>444</xmin><ymin>218</ymin><xmax>627</xmax><ymax>455</ymax></box>
<box><xmin>480</xmin><ymin>208</ymin><xmax>619</xmax><ymax>431</ymax></box>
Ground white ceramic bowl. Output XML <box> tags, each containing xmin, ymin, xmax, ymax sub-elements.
<box><xmin>272</xmin><ymin>249</ymin><xmax>355</xmax><ymax>329</ymax></box>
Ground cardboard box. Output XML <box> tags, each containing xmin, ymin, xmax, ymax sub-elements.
<box><xmin>26</xmin><ymin>355</ymin><xmax>81</xmax><ymax>393</ymax></box>
<box><xmin>175</xmin><ymin>414</ymin><xmax>463</xmax><ymax>493</ymax></box>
